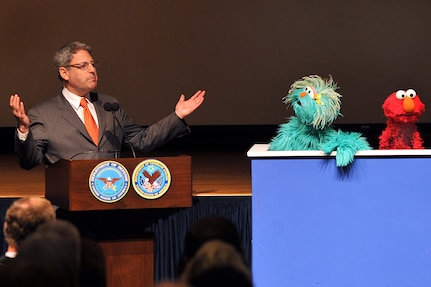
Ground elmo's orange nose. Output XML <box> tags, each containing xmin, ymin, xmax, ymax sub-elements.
<box><xmin>403</xmin><ymin>97</ymin><xmax>415</xmax><ymax>113</ymax></box>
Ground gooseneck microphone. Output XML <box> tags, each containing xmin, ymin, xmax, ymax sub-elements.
<box><xmin>103</xmin><ymin>102</ymin><xmax>136</xmax><ymax>158</ymax></box>
<box><xmin>104</xmin><ymin>102</ymin><xmax>120</xmax><ymax>112</ymax></box>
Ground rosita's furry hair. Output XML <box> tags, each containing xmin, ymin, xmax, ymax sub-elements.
<box><xmin>284</xmin><ymin>75</ymin><xmax>341</xmax><ymax>129</ymax></box>
<box><xmin>269</xmin><ymin>75</ymin><xmax>371</xmax><ymax>167</ymax></box>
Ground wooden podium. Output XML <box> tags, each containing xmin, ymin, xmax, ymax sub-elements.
<box><xmin>45</xmin><ymin>155</ymin><xmax>192</xmax><ymax>287</ymax></box>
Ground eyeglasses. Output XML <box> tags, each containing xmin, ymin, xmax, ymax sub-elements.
<box><xmin>66</xmin><ymin>61</ymin><xmax>98</xmax><ymax>71</ymax></box>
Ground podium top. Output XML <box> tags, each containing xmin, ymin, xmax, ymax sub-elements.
<box><xmin>247</xmin><ymin>144</ymin><xmax>431</xmax><ymax>158</ymax></box>
<box><xmin>45</xmin><ymin>156</ymin><xmax>192</xmax><ymax>211</ymax></box>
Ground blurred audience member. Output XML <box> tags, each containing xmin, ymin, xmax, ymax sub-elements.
<box><xmin>155</xmin><ymin>281</ymin><xmax>191</xmax><ymax>287</ymax></box>
<box><xmin>4</xmin><ymin>219</ymin><xmax>81</xmax><ymax>287</ymax></box>
<box><xmin>177</xmin><ymin>216</ymin><xmax>245</xmax><ymax>277</ymax></box>
<box><xmin>0</xmin><ymin>197</ymin><xmax>56</xmax><ymax>276</ymax></box>
<box><xmin>179</xmin><ymin>240</ymin><xmax>253</xmax><ymax>287</ymax></box>
<box><xmin>80</xmin><ymin>237</ymin><xmax>107</xmax><ymax>287</ymax></box>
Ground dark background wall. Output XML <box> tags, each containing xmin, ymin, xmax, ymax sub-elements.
<box><xmin>1</xmin><ymin>0</ymin><xmax>431</xmax><ymax>127</ymax></box>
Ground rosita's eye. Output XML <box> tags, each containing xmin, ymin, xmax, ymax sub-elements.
<box><xmin>304</xmin><ymin>86</ymin><xmax>316</xmax><ymax>99</ymax></box>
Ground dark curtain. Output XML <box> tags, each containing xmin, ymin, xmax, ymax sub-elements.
<box><xmin>150</xmin><ymin>196</ymin><xmax>252</xmax><ymax>281</ymax></box>
<box><xmin>0</xmin><ymin>196</ymin><xmax>251</xmax><ymax>283</ymax></box>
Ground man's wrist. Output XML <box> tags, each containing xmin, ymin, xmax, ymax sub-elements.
<box><xmin>17</xmin><ymin>127</ymin><xmax>29</xmax><ymax>141</ymax></box>
<box><xmin>174</xmin><ymin>110</ymin><xmax>184</xmax><ymax>119</ymax></box>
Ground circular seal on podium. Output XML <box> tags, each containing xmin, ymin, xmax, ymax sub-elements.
<box><xmin>132</xmin><ymin>159</ymin><xmax>171</xmax><ymax>199</ymax></box>
<box><xmin>89</xmin><ymin>160</ymin><xmax>130</xmax><ymax>203</ymax></box>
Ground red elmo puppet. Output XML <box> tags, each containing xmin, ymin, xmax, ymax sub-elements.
<box><xmin>379</xmin><ymin>89</ymin><xmax>425</xmax><ymax>149</ymax></box>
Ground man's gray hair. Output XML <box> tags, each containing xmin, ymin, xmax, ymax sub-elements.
<box><xmin>53</xmin><ymin>41</ymin><xmax>93</xmax><ymax>81</ymax></box>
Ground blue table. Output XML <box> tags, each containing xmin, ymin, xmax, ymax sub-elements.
<box><xmin>248</xmin><ymin>144</ymin><xmax>431</xmax><ymax>287</ymax></box>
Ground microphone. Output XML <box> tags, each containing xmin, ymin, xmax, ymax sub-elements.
<box><xmin>104</xmin><ymin>102</ymin><xmax>136</xmax><ymax>158</ymax></box>
<box><xmin>90</xmin><ymin>92</ymin><xmax>99</xmax><ymax>102</ymax></box>
<box><xmin>103</xmin><ymin>102</ymin><xmax>120</xmax><ymax>112</ymax></box>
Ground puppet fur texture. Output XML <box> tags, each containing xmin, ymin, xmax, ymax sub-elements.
<box><xmin>269</xmin><ymin>75</ymin><xmax>371</xmax><ymax>167</ymax></box>
<box><xmin>379</xmin><ymin>89</ymin><xmax>425</xmax><ymax>149</ymax></box>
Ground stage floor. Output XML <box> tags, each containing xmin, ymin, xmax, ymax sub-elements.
<box><xmin>0</xmin><ymin>150</ymin><xmax>251</xmax><ymax>198</ymax></box>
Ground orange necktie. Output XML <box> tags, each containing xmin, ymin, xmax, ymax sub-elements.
<box><xmin>80</xmin><ymin>98</ymin><xmax>99</xmax><ymax>146</ymax></box>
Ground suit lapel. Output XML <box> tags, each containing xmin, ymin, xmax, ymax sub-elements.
<box><xmin>56</xmin><ymin>93</ymin><xmax>94</xmax><ymax>143</ymax></box>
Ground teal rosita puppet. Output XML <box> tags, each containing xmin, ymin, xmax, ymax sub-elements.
<box><xmin>269</xmin><ymin>75</ymin><xmax>371</xmax><ymax>167</ymax></box>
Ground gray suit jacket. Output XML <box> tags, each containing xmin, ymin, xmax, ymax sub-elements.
<box><xmin>15</xmin><ymin>92</ymin><xmax>190</xmax><ymax>169</ymax></box>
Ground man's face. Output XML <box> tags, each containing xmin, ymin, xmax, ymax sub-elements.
<box><xmin>60</xmin><ymin>49</ymin><xmax>98</xmax><ymax>97</ymax></box>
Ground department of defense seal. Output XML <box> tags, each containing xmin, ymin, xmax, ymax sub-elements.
<box><xmin>89</xmin><ymin>161</ymin><xmax>130</xmax><ymax>203</ymax></box>
<box><xmin>132</xmin><ymin>159</ymin><xmax>171</xmax><ymax>199</ymax></box>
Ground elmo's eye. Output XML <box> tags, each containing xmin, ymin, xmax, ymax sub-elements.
<box><xmin>395</xmin><ymin>90</ymin><xmax>406</xmax><ymax>100</ymax></box>
<box><xmin>405</xmin><ymin>89</ymin><xmax>416</xmax><ymax>98</ymax></box>
<box><xmin>304</xmin><ymin>86</ymin><xmax>316</xmax><ymax>99</ymax></box>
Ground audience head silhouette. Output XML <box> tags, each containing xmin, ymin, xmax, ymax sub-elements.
<box><xmin>79</xmin><ymin>237</ymin><xmax>107</xmax><ymax>287</ymax></box>
<box><xmin>3</xmin><ymin>196</ymin><xmax>56</xmax><ymax>251</ymax></box>
<box><xmin>176</xmin><ymin>215</ymin><xmax>250</xmax><ymax>286</ymax></box>
<box><xmin>180</xmin><ymin>240</ymin><xmax>253</xmax><ymax>287</ymax></box>
<box><xmin>180</xmin><ymin>216</ymin><xmax>244</xmax><ymax>268</ymax></box>
<box><xmin>6</xmin><ymin>220</ymin><xmax>81</xmax><ymax>287</ymax></box>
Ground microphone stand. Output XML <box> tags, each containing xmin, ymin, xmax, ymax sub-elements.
<box><xmin>104</xmin><ymin>102</ymin><xmax>136</xmax><ymax>158</ymax></box>
<box><xmin>113</xmin><ymin>114</ymin><xmax>119</xmax><ymax>159</ymax></box>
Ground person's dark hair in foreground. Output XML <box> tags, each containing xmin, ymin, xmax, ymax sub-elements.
<box><xmin>179</xmin><ymin>240</ymin><xmax>253</xmax><ymax>287</ymax></box>
<box><xmin>3</xmin><ymin>197</ymin><xmax>56</xmax><ymax>252</ymax></box>
<box><xmin>2</xmin><ymin>220</ymin><xmax>81</xmax><ymax>287</ymax></box>
<box><xmin>176</xmin><ymin>216</ymin><xmax>246</xmax><ymax>278</ymax></box>
<box><xmin>0</xmin><ymin>197</ymin><xmax>56</xmax><ymax>285</ymax></box>
<box><xmin>79</xmin><ymin>237</ymin><xmax>107</xmax><ymax>287</ymax></box>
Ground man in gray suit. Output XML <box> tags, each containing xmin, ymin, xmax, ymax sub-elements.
<box><xmin>9</xmin><ymin>41</ymin><xmax>205</xmax><ymax>170</ymax></box>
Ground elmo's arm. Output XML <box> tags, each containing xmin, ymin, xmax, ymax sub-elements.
<box><xmin>411</xmin><ymin>131</ymin><xmax>424</xmax><ymax>149</ymax></box>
